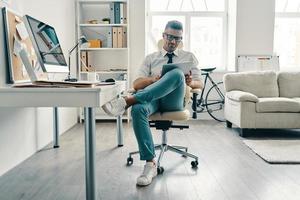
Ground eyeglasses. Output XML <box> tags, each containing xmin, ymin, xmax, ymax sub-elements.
<box><xmin>163</xmin><ymin>33</ymin><xmax>182</xmax><ymax>42</ymax></box>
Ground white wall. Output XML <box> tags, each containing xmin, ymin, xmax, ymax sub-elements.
<box><xmin>227</xmin><ymin>0</ymin><xmax>237</xmax><ymax>71</ymax></box>
<box><xmin>236</xmin><ymin>0</ymin><xmax>275</xmax><ymax>56</ymax></box>
<box><xmin>0</xmin><ymin>0</ymin><xmax>77</xmax><ymax>176</ymax></box>
<box><xmin>129</xmin><ymin>0</ymin><xmax>146</xmax><ymax>84</ymax></box>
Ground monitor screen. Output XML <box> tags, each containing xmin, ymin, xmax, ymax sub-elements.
<box><xmin>24</xmin><ymin>15</ymin><xmax>68</xmax><ymax>72</ymax></box>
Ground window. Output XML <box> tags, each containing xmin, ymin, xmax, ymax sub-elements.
<box><xmin>274</xmin><ymin>0</ymin><xmax>300</xmax><ymax>70</ymax></box>
<box><xmin>146</xmin><ymin>0</ymin><xmax>228</xmax><ymax>70</ymax></box>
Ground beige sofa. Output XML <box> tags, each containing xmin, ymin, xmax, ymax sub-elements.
<box><xmin>223</xmin><ymin>71</ymin><xmax>300</xmax><ymax>136</ymax></box>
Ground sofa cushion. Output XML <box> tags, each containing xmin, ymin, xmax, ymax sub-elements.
<box><xmin>278</xmin><ymin>72</ymin><xmax>300</xmax><ymax>98</ymax></box>
<box><xmin>256</xmin><ymin>97</ymin><xmax>300</xmax><ymax>113</ymax></box>
<box><xmin>223</xmin><ymin>71</ymin><xmax>279</xmax><ymax>97</ymax></box>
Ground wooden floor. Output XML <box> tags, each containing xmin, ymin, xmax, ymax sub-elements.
<box><xmin>1</xmin><ymin>120</ymin><xmax>300</xmax><ymax>200</ymax></box>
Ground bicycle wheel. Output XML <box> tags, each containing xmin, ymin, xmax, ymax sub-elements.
<box><xmin>205</xmin><ymin>82</ymin><xmax>225</xmax><ymax>122</ymax></box>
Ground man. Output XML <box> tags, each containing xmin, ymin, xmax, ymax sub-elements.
<box><xmin>102</xmin><ymin>20</ymin><xmax>202</xmax><ymax>186</ymax></box>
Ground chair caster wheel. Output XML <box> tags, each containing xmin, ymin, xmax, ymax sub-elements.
<box><xmin>127</xmin><ymin>157</ymin><xmax>133</xmax><ymax>166</ymax></box>
<box><xmin>191</xmin><ymin>160</ymin><xmax>198</xmax><ymax>168</ymax></box>
<box><xmin>157</xmin><ymin>166</ymin><xmax>164</xmax><ymax>174</ymax></box>
<box><xmin>192</xmin><ymin>112</ymin><xmax>197</xmax><ymax>119</ymax></box>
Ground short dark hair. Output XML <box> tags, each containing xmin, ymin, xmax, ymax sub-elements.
<box><xmin>164</xmin><ymin>20</ymin><xmax>183</xmax><ymax>31</ymax></box>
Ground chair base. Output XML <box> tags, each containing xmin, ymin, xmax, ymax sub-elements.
<box><xmin>127</xmin><ymin>143</ymin><xmax>198</xmax><ymax>173</ymax></box>
<box><xmin>126</xmin><ymin>120</ymin><xmax>199</xmax><ymax>174</ymax></box>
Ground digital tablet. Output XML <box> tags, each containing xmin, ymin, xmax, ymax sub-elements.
<box><xmin>161</xmin><ymin>61</ymin><xmax>193</xmax><ymax>76</ymax></box>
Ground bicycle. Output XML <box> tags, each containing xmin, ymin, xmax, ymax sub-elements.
<box><xmin>191</xmin><ymin>67</ymin><xmax>225</xmax><ymax>122</ymax></box>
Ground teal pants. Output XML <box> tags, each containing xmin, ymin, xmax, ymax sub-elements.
<box><xmin>132</xmin><ymin>68</ymin><xmax>185</xmax><ymax>160</ymax></box>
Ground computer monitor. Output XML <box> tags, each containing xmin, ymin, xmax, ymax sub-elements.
<box><xmin>23</xmin><ymin>15</ymin><xmax>69</xmax><ymax>73</ymax></box>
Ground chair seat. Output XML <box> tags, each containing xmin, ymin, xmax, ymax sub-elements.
<box><xmin>149</xmin><ymin>109</ymin><xmax>190</xmax><ymax>121</ymax></box>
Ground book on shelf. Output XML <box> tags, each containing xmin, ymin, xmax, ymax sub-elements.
<box><xmin>107</xmin><ymin>27</ymin><xmax>113</xmax><ymax>48</ymax></box>
<box><xmin>110</xmin><ymin>2</ymin><xmax>126</xmax><ymax>25</ymax></box>
<box><xmin>112</xmin><ymin>27</ymin><xmax>118</xmax><ymax>48</ymax></box>
<box><xmin>81</xmin><ymin>51</ymin><xmax>90</xmax><ymax>71</ymax></box>
<box><xmin>122</xmin><ymin>3</ymin><xmax>127</xmax><ymax>24</ymax></box>
<box><xmin>109</xmin><ymin>3</ymin><xmax>115</xmax><ymax>24</ymax></box>
<box><xmin>122</xmin><ymin>27</ymin><xmax>127</xmax><ymax>47</ymax></box>
<box><xmin>114</xmin><ymin>2</ymin><xmax>120</xmax><ymax>24</ymax></box>
<box><xmin>120</xmin><ymin>3</ymin><xmax>124</xmax><ymax>24</ymax></box>
<box><xmin>111</xmin><ymin>27</ymin><xmax>127</xmax><ymax>48</ymax></box>
<box><xmin>117</xmin><ymin>27</ymin><xmax>123</xmax><ymax>48</ymax></box>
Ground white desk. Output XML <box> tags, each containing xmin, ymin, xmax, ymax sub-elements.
<box><xmin>0</xmin><ymin>83</ymin><xmax>123</xmax><ymax>200</ymax></box>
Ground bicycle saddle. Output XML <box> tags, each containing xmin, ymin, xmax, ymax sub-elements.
<box><xmin>200</xmin><ymin>67</ymin><xmax>216</xmax><ymax>72</ymax></box>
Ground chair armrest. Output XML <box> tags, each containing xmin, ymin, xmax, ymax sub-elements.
<box><xmin>190</xmin><ymin>88</ymin><xmax>202</xmax><ymax>94</ymax></box>
<box><xmin>226</xmin><ymin>90</ymin><xmax>258</xmax><ymax>102</ymax></box>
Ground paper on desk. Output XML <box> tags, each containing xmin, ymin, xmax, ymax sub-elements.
<box><xmin>16</xmin><ymin>22</ymin><xmax>29</xmax><ymax>40</ymax></box>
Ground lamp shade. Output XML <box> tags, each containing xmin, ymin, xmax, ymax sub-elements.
<box><xmin>79</xmin><ymin>36</ymin><xmax>88</xmax><ymax>44</ymax></box>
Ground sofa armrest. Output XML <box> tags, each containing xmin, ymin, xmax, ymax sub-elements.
<box><xmin>226</xmin><ymin>90</ymin><xmax>259</xmax><ymax>102</ymax></box>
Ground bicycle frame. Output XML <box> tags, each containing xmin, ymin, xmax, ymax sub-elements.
<box><xmin>192</xmin><ymin>71</ymin><xmax>225</xmax><ymax>119</ymax></box>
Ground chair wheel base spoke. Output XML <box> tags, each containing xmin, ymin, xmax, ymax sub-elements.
<box><xmin>157</xmin><ymin>166</ymin><xmax>164</xmax><ymax>174</ymax></box>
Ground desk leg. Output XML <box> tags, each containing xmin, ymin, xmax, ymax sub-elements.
<box><xmin>84</xmin><ymin>107</ymin><xmax>97</xmax><ymax>200</ymax></box>
<box><xmin>117</xmin><ymin>115</ymin><xmax>124</xmax><ymax>147</ymax></box>
<box><xmin>53</xmin><ymin>107</ymin><xmax>59</xmax><ymax>148</ymax></box>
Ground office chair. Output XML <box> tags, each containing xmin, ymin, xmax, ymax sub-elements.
<box><xmin>126</xmin><ymin>86</ymin><xmax>199</xmax><ymax>174</ymax></box>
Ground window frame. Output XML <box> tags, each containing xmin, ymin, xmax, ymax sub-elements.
<box><xmin>146</xmin><ymin>0</ymin><xmax>228</xmax><ymax>71</ymax></box>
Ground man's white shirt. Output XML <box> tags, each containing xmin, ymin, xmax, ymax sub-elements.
<box><xmin>138</xmin><ymin>48</ymin><xmax>201</xmax><ymax>81</ymax></box>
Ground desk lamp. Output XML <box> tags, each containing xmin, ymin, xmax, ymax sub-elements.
<box><xmin>65</xmin><ymin>36</ymin><xmax>88</xmax><ymax>82</ymax></box>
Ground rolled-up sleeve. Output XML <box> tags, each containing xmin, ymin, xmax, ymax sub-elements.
<box><xmin>138</xmin><ymin>55</ymin><xmax>151</xmax><ymax>78</ymax></box>
<box><xmin>190</xmin><ymin>53</ymin><xmax>201</xmax><ymax>81</ymax></box>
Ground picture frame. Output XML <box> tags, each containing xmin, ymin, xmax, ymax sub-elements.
<box><xmin>2</xmin><ymin>7</ymin><xmax>40</xmax><ymax>83</ymax></box>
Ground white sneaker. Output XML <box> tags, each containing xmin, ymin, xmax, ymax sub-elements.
<box><xmin>102</xmin><ymin>97</ymin><xmax>126</xmax><ymax>116</ymax></box>
<box><xmin>136</xmin><ymin>162</ymin><xmax>157</xmax><ymax>186</ymax></box>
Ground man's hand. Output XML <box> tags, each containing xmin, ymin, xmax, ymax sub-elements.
<box><xmin>151</xmin><ymin>75</ymin><xmax>161</xmax><ymax>83</ymax></box>
<box><xmin>185</xmin><ymin>71</ymin><xmax>192</xmax><ymax>86</ymax></box>
<box><xmin>133</xmin><ymin>75</ymin><xmax>161</xmax><ymax>90</ymax></box>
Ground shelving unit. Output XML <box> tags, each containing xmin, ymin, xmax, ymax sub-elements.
<box><xmin>75</xmin><ymin>0</ymin><xmax>130</xmax><ymax>120</ymax></box>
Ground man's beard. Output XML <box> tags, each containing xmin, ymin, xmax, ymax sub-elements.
<box><xmin>168</xmin><ymin>44</ymin><xmax>176</xmax><ymax>51</ymax></box>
